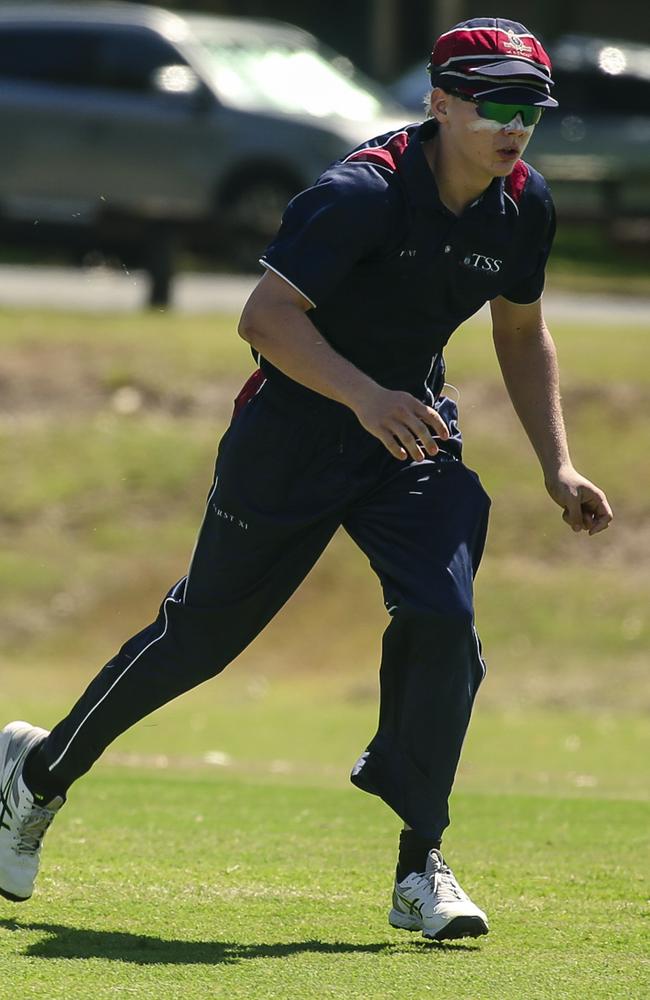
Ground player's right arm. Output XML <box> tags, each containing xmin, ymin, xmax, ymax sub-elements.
<box><xmin>238</xmin><ymin>166</ymin><xmax>448</xmax><ymax>461</ymax></box>
<box><xmin>238</xmin><ymin>270</ymin><xmax>448</xmax><ymax>462</ymax></box>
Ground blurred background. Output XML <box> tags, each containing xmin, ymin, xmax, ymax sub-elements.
<box><xmin>0</xmin><ymin>0</ymin><xmax>649</xmax><ymax>303</ymax></box>
<box><xmin>1</xmin><ymin>2</ymin><xmax>648</xmax><ymax>797</ymax></box>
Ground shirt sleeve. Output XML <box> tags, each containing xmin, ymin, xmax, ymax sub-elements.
<box><xmin>502</xmin><ymin>186</ymin><xmax>556</xmax><ymax>305</ymax></box>
<box><xmin>260</xmin><ymin>165</ymin><xmax>391</xmax><ymax>308</ymax></box>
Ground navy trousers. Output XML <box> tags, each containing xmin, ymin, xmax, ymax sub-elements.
<box><xmin>41</xmin><ymin>374</ymin><xmax>490</xmax><ymax>839</ymax></box>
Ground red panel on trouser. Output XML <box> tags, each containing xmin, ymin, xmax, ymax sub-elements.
<box><xmin>232</xmin><ymin>369</ymin><xmax>266</xmax><ymax>418</ymax></box>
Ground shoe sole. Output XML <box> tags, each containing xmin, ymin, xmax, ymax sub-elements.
<box><xmin>425</xmin><ymin>915</ymin><xmax>489</xmax><ymax>941</ymax></box>
<box><xmin>0</xmin><ymin>886</ymin><xmax>30</xmax><ymax>902</ymax></box>
<box><xmin>390</xmin><ymin>909</ymin><xmax>489</xmax><ymax>941</ymax></box>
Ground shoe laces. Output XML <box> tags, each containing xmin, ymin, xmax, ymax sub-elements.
<box><xmin>16</xmin><ymin>803</ymin><xmax>58</xmax><ymax>855</ymax></box>
<box><xmin>430</xmin><ymin>862</ymin><xmax>464</xmax><ymax>903</ymax></box>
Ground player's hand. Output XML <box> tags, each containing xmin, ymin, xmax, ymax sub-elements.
<box><xmin>353</xmin><ymin>386</ymin><xmax>449</xmax><ymax>461</ymax></box>
<box><xmin>545</xmin><ymin>466</ymin><xmax>613</xmax><ymax>536</ymax></box>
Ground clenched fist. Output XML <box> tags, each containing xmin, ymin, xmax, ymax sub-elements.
<box><xmin>353</xmin><ymin>385</ymin><xmax>450</xmax><ymax>461</ymax></box>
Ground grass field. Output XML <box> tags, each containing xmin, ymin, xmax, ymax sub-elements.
<box><xmin>1</xmin><ymin>768</ymin><xmax>648</xmax><ymax>1000</ymax></box>
<box><xmin>2</xmin><ymin>676</ymin><xmax>649</xmax><ymax>1000</ymax></box>
<box><xmin>1</xmin><ymin>303</ymin><xmax>649</xmax><ymax>997</ymax></box>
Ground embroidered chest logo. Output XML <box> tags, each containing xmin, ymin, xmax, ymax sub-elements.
<box><xmin>399</xmin><ymin>249</ymin><xmax>417</xmax><ymax>257</ymax></box>
<box><xmin>461</xmin><ymin>252</ymin><xmax>503</xmax><ymax>274</ymax></box>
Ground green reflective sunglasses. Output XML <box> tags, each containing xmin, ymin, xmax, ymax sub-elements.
<box><xmin>452</xmin><ymin>90</ymin><xmax>543</xmax><ymax>127</ymax></box>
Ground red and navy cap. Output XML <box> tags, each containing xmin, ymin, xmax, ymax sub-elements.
<box><xmin>429</xmin><ymin>17</ymin><xmax>558</xmax><ymax>108</ymax></box>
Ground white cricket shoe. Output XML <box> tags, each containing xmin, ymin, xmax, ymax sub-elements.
<box><xmin>389</xmin><ymin>848</ymin><xmax>489</xmax><ymax>941</ymax></box>
<box><xmin>0</xmin><ymin>721</ymin><xmax>65</xmax><ymax>902</ymax></box>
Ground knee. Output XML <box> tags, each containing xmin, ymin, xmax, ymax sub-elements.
<box><xmin>389</xmin><ymin>604</ymin><xmax>475</xmax><ymax>643</ymax></box>
<box><xmin>393</xmin><ymin>586</ymin><xmax>474</xmax><ymax>625</ymax></box>
<box><xmin>382</xmin><ymin>606</ymin><xmax>484</xmax><ymax>705</ymax></box>
<box><xmin>388</xmin><ymin>563</ymin><xmax>476</xmax><ymax>622</ymax></box>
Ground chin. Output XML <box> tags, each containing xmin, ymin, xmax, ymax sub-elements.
<box><xmin>492</xmin><ymin>158</ymin><xmax>520</xmax><ymax>176</ymax></box>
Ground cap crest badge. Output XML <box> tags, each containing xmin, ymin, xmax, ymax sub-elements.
<box><xmin>503</xmin><ymin>30</ymin><xmax>533</xmax><ymax>56</ymax></box>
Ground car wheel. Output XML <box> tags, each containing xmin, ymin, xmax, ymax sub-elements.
<box><xmin>221</xmin><ymin>176</ymin><xmax>299</xmax><ymax>272</ymax></box>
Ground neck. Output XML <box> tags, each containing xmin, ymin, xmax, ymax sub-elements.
<box><xmin>423</xmin><ymin>133</ymin><xmax>493</xmax><ymax>216</ymax></box>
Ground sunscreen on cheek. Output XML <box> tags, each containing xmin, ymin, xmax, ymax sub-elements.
<box><xmin>466</xmin><ymin>117</ymin><xmax>502</xmax><ymax>133</ymax></box>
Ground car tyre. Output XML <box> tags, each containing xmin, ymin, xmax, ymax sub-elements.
<box><xmin>221</xmin><ymin>175</ymin><xmax>299</xmax><ymax>272</ymax></box>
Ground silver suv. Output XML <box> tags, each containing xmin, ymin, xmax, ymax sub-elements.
<box><xmin>0</xmin><ymin>3</ymin><xmax>405</xmax><ymax>304</ymax></box>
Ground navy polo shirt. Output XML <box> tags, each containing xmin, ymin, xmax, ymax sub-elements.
<box><xmin>260</xmin><ymin>117</ymin><xmax>555</xmax><ymax>396</ymax></box>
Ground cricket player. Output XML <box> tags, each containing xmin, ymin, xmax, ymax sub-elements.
<box><xmin>0</xmin><ymin>18</ymin><xmax>612</xmax><ymax>941</ymax></box>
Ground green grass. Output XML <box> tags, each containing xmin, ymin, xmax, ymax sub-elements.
<box><xmin>546</xmin><ymin>223</ymin><xmax>650</xmax><ymax>296</ymax></box>
<box><xmin>1</xmin><ymin>755</ymin><xmax>647</xmax><ymax>999</ymax></box>
<box><xmin>3</xmin><ymin>670</ymin><xmax>649</xmax><ymax>802</ymax></box>
<box><xmin>1</xmin><ymin>304</ymin><xmax>649</xmax><ymax>996</ymax></box>
<box><xmin>1</xmin><ymin>671</ymin><xmax>649</xmax><ymax>998</ymax></box>
<box><xmin>1</xmin><ymin>308</ymin><xmax>648</xmax><ymax>711</ymax></box>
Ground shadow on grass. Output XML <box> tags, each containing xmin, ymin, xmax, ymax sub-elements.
<box><xmin>0</xmin><ymin>918</ymin><xmax>482</xmax><ymax>963</ymax></box>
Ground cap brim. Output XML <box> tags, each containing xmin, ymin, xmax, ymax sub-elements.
<box><xmin>468</xmin><ymin>59</ymin><xmax>554</xmax><ymax>85</ymax></box>
<box><xmin>472</xmin><ymin>84</ymin><xmax>558</xmax><ymax>108</ymax></box>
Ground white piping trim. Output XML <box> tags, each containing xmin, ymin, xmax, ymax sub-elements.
<box><xmin>345</xmin><ymin>162</ymin><xmax>399</xmax><ymax>176</ymax></box>
<box><xmin>437</xmin><ymin>52</ymin><xmax>548</xmax><ymax>68</ymax></box>
<box><xmin>436</xmin><ymin>27</ymin><xmax>540</xmax><ymax>42</ymax></box>
<box><xmin>49</xmin><ymin>593</ymin><xmax>181</xmax><ymax>772</ymax></box>
<box><xmin>442</xmin><ymin>381</ymin><xmax>461</xmax><ymax>404</ymax></box>
<box><xmin>472</xmin><ymin>623</ymin><xmax>487</xmax><ymax>680</ymax></box>
<box><xmin>436</xmin><ymin>61</ymin><xmax>549</xmax><ymax>78</ymax></box>
<box><xmin>443</xmin><ymin>69</ymin><xmax>547</xmax><ymax>85</ymax></box>
<box><xmin>504</xmin><ymin>191</ymin><xmax>520</xmax><ymax>215</ymax></box>
<box><xmin>259</xmin><ymin>259</ymin><xmax>316</xmax><ymax>309</ymax></box>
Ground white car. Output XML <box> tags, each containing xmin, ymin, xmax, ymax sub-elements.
<box><xmin>0</xmin><ymin>2</ymin><xmax>407</xmax><ymax>304</ymax></box>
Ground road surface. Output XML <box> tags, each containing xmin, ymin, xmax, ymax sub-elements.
<box><xmin>0</xmin><ymin>264</ymin><xmax>647</xmax><ymax>323</ymax></box>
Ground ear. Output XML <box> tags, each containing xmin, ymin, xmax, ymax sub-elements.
<box><xmin>429</xmin><ymin>87</ymin><xmax>449</xmax><ymax>124</ymax></box>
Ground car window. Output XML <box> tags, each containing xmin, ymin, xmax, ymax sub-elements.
<box><xmin>194</xmin><ymin>36</ymin><xmax>393</xmax><ymax>121</ymax></box>
<box><xmin>95</xmin><ymin>28</ymin><xmax>186</xmax><ymax>92</ymax></box>
<box><xmin>0</xmin><ymin>24</ymin><xmax>186</xmax><ymax>94</ymax></box>
<box><xmin>0</xmin><ymin>26</ymin><xmax>99</xmax><ymax>86</ymax></box>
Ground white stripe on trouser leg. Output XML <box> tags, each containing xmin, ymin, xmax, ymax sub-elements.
<box><xmin>48</xmin><ymin>591</ymin><xmax>181</xmax><ymax>772</ymax></box>
<box><xmin>472</xmin><ymin>624</ymin><xmax>487</xmax><ymax>679</ymax></box>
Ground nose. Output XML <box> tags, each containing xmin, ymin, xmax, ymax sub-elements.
<box><xmin>502</xmin><ymin>113</ymin><xmax>527</xmax><ymax>133</ymax></box>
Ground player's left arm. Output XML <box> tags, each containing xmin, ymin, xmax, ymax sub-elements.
<box><xmin>490</xmin><ymin>295</ymin><xmax>613</xmax><ymax>535</ymax></box>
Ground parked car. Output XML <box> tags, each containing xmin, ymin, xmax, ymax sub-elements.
<box><xmin>390</xmin><ymin>34</ymin><xmax>650</xmax><ymax>233</ymax></box>
<box><xmin>0</xmin><ymin>3</ymin><xmax>406</xmax><ymax>304</ymax></box>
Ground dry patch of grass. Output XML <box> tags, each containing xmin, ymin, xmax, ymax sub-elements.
<box><xmin>1</xmin><ymin>309</ymin><xmax>648</xmax><ymax>713</ymax></box>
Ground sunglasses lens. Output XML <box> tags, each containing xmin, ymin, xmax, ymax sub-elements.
<box><xmin>477</xmin><ymin>102</ymin><xmax>542</xmax><ymax>126</ymax></box>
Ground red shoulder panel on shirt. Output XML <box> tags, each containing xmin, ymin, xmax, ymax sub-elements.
<box><xmin>505</xmin><ymin>160</ymin><xmax>529</xmax><ymax>205</ymax></box>
<box><xmin>345</xmin><ymin>131</ymin><xmax>410</xmax><ymax>171</ymax></box>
